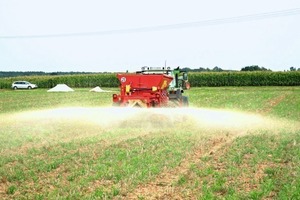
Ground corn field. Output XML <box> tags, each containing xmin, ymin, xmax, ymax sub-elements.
<box><xmin>0</xmin><ymin>74</ymin><xmax>119</xmax><ymax>89</ymax></box>
<box><xmin>0</xmin><ymin>71</ymin><xmax>299</xmax><ymax>89</ymax></box>
<box><xmin>188</xmin><ymin>71</ymin><xmax>300</xmax><ymax>87</ymax></box>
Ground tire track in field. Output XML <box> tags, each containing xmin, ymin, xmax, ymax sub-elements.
<box><xmin>259</xmin><ymin>93</ymin><xmax>289</xmax><ymax>114</ymax></box>
<box><xmin>1</xmin><ymin>107</ymin><xmax>294</xmax><ymax>199</ymax></box>
<box><xmin>122</xmin><ymin>132</ymin><xmax>243</xmax><ymax>199</ymax></box>
<box><xmin>121</xmin><ymin>113</ymin><xmax>297</xmax><ymax>199</ymax></box>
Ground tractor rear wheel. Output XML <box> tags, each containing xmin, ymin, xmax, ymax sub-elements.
<box><xmin>182</xmin><ymin>96</ymin><xmax>189</xmax><ymax>107</ymax></box>
<box><xmin>168</xmin><ymin>99</ymin><xmax>180</xmax><ymax>107</ymax></box>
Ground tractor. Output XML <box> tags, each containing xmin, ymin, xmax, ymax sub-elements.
<box><xmin>112</xmin><ymin>67</ymin><xmax>190</xmax><ymax>108</ymax></box>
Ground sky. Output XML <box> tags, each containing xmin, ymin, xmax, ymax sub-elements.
<box><xmin>0</xmin><ymin>0</ymin><xmax>300</xmax><ymax>72</ymax></box>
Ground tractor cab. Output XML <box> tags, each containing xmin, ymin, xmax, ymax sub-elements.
<box><xmin>168</xmin><ymin>67</ymin><xmax>190</xmax><ymax>92</ymax></box>
<box><xmin>138</xmin><ymin>66</ymin><xmax>190</xmax><ymax>91</ymax></box>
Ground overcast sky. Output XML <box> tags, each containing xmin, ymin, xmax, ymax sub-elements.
<box><xmin>0</xmin><ymin>0</ymin><xmax>300</xmax><ymax>72</ymax></box>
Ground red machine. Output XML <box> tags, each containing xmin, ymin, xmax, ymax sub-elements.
<box><xmin>113</xmin><ymin>73</ymin><xmax>173</xmax><ymax>107</ymax></box>
<box><xmin>112</xmin><ymin>67</ymin><xmax>189</xmax><ymax>108</ymax></box>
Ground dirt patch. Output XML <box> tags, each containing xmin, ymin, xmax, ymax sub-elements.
<box><xmin>260</xmin><ymin>94</ymin><xmax>288</xmax><ymax>114</ymax></box>
<box><xmin>0</xmin><ymin>181</ymin><xmax>8</xmax><ymax>199</ymax></box>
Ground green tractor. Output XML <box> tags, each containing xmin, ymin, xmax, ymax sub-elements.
<box><xmin>168</xmin><ymin>67</ymin><xmax>190</xmax><ymax>107</ymax></box>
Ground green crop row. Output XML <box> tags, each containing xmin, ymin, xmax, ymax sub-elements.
<box><xmin>188</xmin><ymin>71</ymin><xmax>300</xmax><ymax>86</ymax></box>
<box><xmin>0</xmin><ymin>71</ymin><xmax>299</xmax><ymax>89</ymax></box>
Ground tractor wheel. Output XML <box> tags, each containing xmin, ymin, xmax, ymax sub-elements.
<box><xmin>182</xmin><ymin>96</ymin><xmax>189</xmax><ymax>107</ymax></box>
<box><xmin>168</xmin><ymin>99</ymin><xmax>180</xmax><ymax>107</ymax></box>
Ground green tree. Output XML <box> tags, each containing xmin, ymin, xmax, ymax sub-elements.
<box><xmin>241</xmin><ymin>65</ymin><xmax>270</xmax><ymax>71</ymax></box>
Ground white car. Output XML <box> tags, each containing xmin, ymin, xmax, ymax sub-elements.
<box><xmin>12</xmin><ymin>81</ymin><xmax>38</xmax><ymax>90</ymax></box>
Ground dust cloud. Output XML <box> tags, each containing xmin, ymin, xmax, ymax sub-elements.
<box><xmin>10</xmin><ymin>107</ymin><xmax>295</xmax><ymax>134</ymax></box>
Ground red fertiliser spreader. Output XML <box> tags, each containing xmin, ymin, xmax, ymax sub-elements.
<box><xmin>112</xmin><ymin>67</ymin><xmax>189</xmax><ymax>108</ymax></box>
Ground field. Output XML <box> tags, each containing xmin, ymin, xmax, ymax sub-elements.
<box><xmin>0</xmin><ymin>87</ymin><xmax>299</xmax><ymax>199</ymax></box>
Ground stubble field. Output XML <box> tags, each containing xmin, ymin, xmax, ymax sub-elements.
<box><xmin>0</xmin><ymin>87</ymin><xmax>299</xmax><ymax>199</ymax></box>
